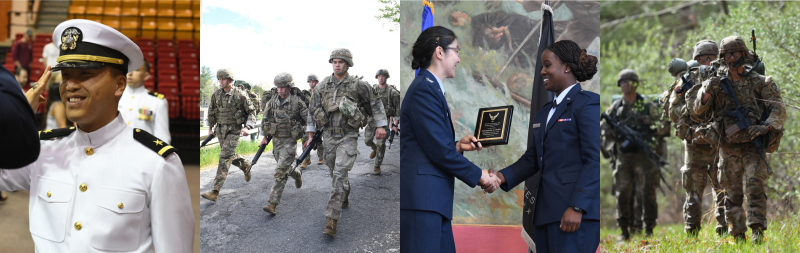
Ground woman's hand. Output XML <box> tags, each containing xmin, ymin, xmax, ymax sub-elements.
<box><xmin>456</xmin><ymin>135</ymin><xmax>482</xmax><ymax>152</ymax></box>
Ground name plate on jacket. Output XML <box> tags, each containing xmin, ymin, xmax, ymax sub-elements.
<box><xmin>474</xmin><ymin>105</ymin><xmax>514</xmax><ymax>145</ymax></box>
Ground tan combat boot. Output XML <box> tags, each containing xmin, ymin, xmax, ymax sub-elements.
<box><xmin>323</xmin><ymin>218</ymin><xmax>338</xmax><ymax>236</ymax></box>
<box><xmin>373</xmin><ymin>166</ymin><xmax>381</xmax><ymax>175</ymax></box>
<box><xmin>318</xmin><ymin>158</ymin><xmax>324</xmax><ymax>165</ymax></box>
<box><xmin>263</xmin><ymin>203</ymin><xmax>277</xmax><ymax>215</ymax></box>
<box><xmin>201</xmin><ymin>190</ymin><xmax>219</xmax><ymax>202</ymax></box>
<box><xmin>293</xmin><ymin>170</ymin><xmax>303</xmax><ymax>188</ymax></box>
<box><xmin>369</xmin><ymin>149</ymin><xmax>376</xmax><ymax>159</ymax></box>
<box><xmin>242</xmin><ymin>162</ymin><xmax>252</xmax><ymax>182</ymax></box>
<box><xmin>300</xmin><ymin>158</ymin><xmax>311</xmax><ymax>169</ymax></box>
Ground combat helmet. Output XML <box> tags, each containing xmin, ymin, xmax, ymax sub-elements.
<box><xmin>274</xmin><ymin>72</ymin><xmax>294</xmax><ymax>87</ymax></box>
<box><xmin>307</xmin><ymin>74</ymin><xmax>318</xmax><ymax>82</ymax></box>
<box><xmin>234</xmin><ymin>80</ymin><xmax>251</xmax><ymax>90</ymax></box>
<box><xmin>718</xmin><ymin>36</ymin><xmax>749</xmax><ymax>57</ymax></box>
<box><xmin>616</xmin><ymin>69</ymin><xmax>639</xmax><ymax>86</ymax></box>
<box><xmin>217</xmin><ymin>68</ymin><xmax>234</xmax><ymax>80</ymax></box>
<box><xmin>693</xmin><ymin>40</ymin><xmax>719</xmax><ymax>60</ymax></box>
<box><xmin>668</xmin><ymin>58</ymin><xmax>687</xmax><ymax>77</ymax></box>
<box><xmin>329</xmin><ymin>48</ymin><xmax>354</xmax><ymax>67</ymax></box>
<box><xmin>375</xmin><ymin>69</ymin><xmax>390</xmax><ymax>79</ymax></box>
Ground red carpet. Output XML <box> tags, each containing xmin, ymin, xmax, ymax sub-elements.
<box><xmin>453</xmin><ymin>225</ymin><xmax>602</xmax><ymax>253</ymax></box>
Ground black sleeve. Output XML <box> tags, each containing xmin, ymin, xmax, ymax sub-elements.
<box><xmin>0</xmin><ymin>68</ymin><xmax>40</xmax><ymax>168</ymax></box>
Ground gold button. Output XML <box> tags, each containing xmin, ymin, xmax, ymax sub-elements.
<box><xmin>127</xmin><ymin>122</ymin><xmax>131</xmax><ymax>125</ymax></box>
<box><xmin>79</xmin><ymin>183</ymin><xmax>87</xmax><ymax>192</ymax></box>
<box><xmin>47</xmin><ymin>191</ymin><xmax>51</xmax><ymax>197</ymax></box>
<box><xmin>131</xmin><ymin>96</ymin><xmax>134</xmax><ymax>99</ymax></box>
<box><xmin>118</xmin><ymin>203</ymin><xmax>124</xmax><ymax>209</ymax></box>
<box><xmin>74</xmin><ymin>222</ymin><xmax>82</xmax><ymax>230</ymax></box>
<box><xmin>85</xmin><ymin>147</ymin><xmax>94</xmax><ymax>156</ymax></box>
<box><xmin>129</xmin><ymin>108</ymin><xmax>132</xmax><ymax>111</ymax></box>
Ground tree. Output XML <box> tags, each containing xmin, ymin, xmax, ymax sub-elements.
<box><xmin>375</xmin><ymin>0</ymin><xmax>399</xmax><ymax>31</ymax></box>
<box><xmin>200</xmin><ymin>66</ymin><xmax>216</xmax><ymax>103</ymax></box>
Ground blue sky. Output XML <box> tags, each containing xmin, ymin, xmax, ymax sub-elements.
<box><xmin>200</xmin><ymin>0</ymin><xmax>401</xmax><ymax>91</ymax></box>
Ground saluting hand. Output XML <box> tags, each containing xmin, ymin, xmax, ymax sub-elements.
<box><xmin>25</xmin><ymin>65</ymin><xmax>51</xmax><ymax>110</ymax></box>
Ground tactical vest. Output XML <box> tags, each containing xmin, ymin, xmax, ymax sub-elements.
<box><xmin>372</xmin><ymin>84</ymin><xmax>396</xmax><ymax>118</ymax></box>
<box><xmin>610</xmin><ymin>95</ymin><xmax>655</xmax><ymax>153</ymax></box>
<box><xmin>314</xmin><ymin>75</ymin><xmax>365</xmax><ymax>134</ymax></box>
<box><xmin>713</xmin><ymin>67</ymin><xmax>767</xmax><ymax>144</ymax></box>
<box><xmin>214</xmin><ymin>87</ymin><xmax>247</xmax><ymax>125</ymax></box>
<box><xmin>266</xmin><ymin>94</ymin><xmax>304</xmax><ymax>139</ymax></box>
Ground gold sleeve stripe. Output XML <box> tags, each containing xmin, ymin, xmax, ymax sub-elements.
<box><xmin>57</xmin><ymin>55</ymin><xmax>124</xmax><ymax>65</ymax></box>
<box><xmin>158</xmin><ymin>145</ymin><xmax>175</xmax><ymax>156</ymax></box>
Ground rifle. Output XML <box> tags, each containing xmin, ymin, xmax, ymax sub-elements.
<box><xmin>286</xmin><ymin>127</ymin><xmax>324</xmax><ymax>180</ymax></box>
<box><xmin>201</xmin><ymin>127</ymin><xmax>215</xmax><ymax>147</ymax></box>
<box><xmin>246</xmin><ymin>135</ymin><xmax>273</xmax><ymax>175</ymax></box>
<box><xmin>717</xmin><ymin>77</ymin><xmax>773</xmax><ymax>175</ymax></box>
<box><xmin>601</xmin><ymin>112</ymin><xmax>672</xmax><ymax>191</ymax></box>
<box><xmin>388</xmin><ymin>122</ymin><xmax>397</xmax><ymax>149</ymax></box>
<box><xmin>674</xmin><ymin>73</ymin><xmax>695</xmax><ymax>95</ymax></box>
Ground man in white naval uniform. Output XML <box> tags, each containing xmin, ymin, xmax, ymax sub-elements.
<box><xmin>0</xmin><ymin>19</ymin><xmax>194</xmax><ymax>252</ymax></box>
<box><xmin>119</xmin><ymin>60</ymin><xmax>171</xmax><ymax>142</ymax></box>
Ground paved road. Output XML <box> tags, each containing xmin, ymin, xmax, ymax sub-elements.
<box><xmin>200</xmin><ymin>129</ymin><xmax>400</xmax><ymax>253</ymax></box>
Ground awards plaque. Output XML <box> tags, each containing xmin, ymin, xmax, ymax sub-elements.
<box><xmin>474</xmin><ymin>105</ymin><xmax>514</xmax><ymax>146</ymax></box>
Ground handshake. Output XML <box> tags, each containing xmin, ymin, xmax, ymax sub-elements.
<box><xmin>456</xmin><ymin>135</ymin><xmax>503</xmax><ymax>193</ymax></box>
<box><xmin>478</xmin><ymin>169</ymin><xmax>502</xmax><ymax>193</ymax></box>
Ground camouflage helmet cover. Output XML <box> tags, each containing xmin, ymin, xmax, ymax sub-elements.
<box><xmin>274</xmin><ymin>72</ymin><xmax>294</xmax><ymax>87</ymax></box>
<box><xmin>616</xmin><ymin>69</ymin><xmax>639</xmax><ymax>86</ymax></box>
<box><xmin>307</xmin><ymin>74</ymin><xmax>318</xmax><ymax>82</ymax></box>
<box><xmin>216</xmin><ymin>68</ymin><xmax>234</xmax><ymax>80</ymax></box>
<box><xmin>234</xmin><ymin>80</ymin><xmax>251</xmax><ymax>90</ymax></box>
<box><xmin>718</xmin><ymin>36</ymin><xmax>749</xmax><ymax>56</ymax></box>
<box><xmin>693</xmin><ymin>40</ymin><xmax>719</xmax><ymax>60</ymax></box>
<box><xmin>375</xmin><ymin>69</ymin><xmax>390</xmax><ymax>79</ymax></box>
<box><xmin>329</xmin><ymin>48</ymin><xmax>354</xmax><ymax>67</ymax></box>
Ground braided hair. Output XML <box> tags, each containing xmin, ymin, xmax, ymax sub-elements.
<box><xmin>411</xmin><ymin>26</ymin><xmax>458</xmax><ymax>70</ymax></box>
<box><xmin>545</xmin><ymin>40</ymin><xmax>598</xmax><ymax>82</ymax></box>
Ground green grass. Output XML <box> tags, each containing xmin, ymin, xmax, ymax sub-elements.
<box><xmin>601</xmin><ymin>216</ymin><xmax>800</xmax><ymax>252</ymax></box>
<box><xmin>200</xmin><ymin>140</ymin><xmax>272</xmax><ymax>171</ymax></box>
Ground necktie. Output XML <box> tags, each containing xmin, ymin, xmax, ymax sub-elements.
<box><xmin>551</xmin><ymin>99</ymin><xmax>558</xmax><ymax>110</ymax></box>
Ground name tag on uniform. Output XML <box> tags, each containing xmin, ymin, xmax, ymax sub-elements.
<box><xmin>532</xmin><ymin>123</ymin><xmax>541</xmax><ymax>129</ymax></box>
<box><xmin>557</xmin><ymin>118</ymin><xmax>571</xmax><ymax>122</ymax></box>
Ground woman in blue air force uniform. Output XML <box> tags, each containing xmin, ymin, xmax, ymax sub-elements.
<box><xmin>492</xmin><ymin>40</ymin><xmax>601</xmax><ymax>253</ymax></box>
<box><xmin>399</xmin><ymin>26</ymin><xmax>497</xmax><ymax>253</ymax></box>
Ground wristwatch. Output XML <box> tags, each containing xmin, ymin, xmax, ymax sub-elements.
<box><xmin>570</xmin><ymin>206</ymin><xmax>586</xmax><ymax>214</ymax></box>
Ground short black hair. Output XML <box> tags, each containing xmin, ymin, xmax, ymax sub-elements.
<box><xmin>14</xmin><ymin>66</ymin><xmax>28</xmax><ymax>76</ymax></box>
<box><xmin>141</xmin><ymin>59</ymin><xmax>150</xmax><ymax>72</ymax></box>
<box><xmin>411</xmin><ymin>26</ymin><xmax>458</xmax><ymax>70</ymax></box>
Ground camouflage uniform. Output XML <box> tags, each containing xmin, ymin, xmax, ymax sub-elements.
<box><xmin>306</xmin><ymin>49</ymin><xmax>388</xmax><ymax>233</ymax></box>
<box><xmin>206</xmin><ymin>69</ymin><xmax>256</xmax><ymax>195</ymax></box>
<box><xmin>663</xmin><ymin>40</ymin><xmax>727</xmax><ymax>235</ymax></box>
<box><xmin>364</xmin><ymin>69</ymin><xmax>400</xmax><ymax>172</ymax></box>
<box><xmin>691</xmin><ymin>36</ymin><xmax>786</xmax><ymax>241</ymax></box>
<box><xmin>262</xmin><ymin>73</ymin><xmax>307</xmax><ymax>213</ymax></box>
<box><xmin>300</xmin><ymin>75</ymin><xmax>323</xmax><ymax>165</ymax></box>
<box><xmin>235</xmin><ymin>80</ymin><xmax>261</xmax><ymax>141</ymax></box>
<box><xmin>601</xmin><ymin>69</ymin><xmax>668</xmax><ymax>238</ymax></box>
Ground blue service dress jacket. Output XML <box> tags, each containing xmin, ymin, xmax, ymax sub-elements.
<box><xmin>0</xmin><ymin>65</ymin><xmax>40</xmax><ymax>168</ymax></box>
<box><xmin>399</xmin><ymin>69</ymin><xmax>482</xmax><ymax>220</ymax></box>
<box><xmin>499</xmin><ymin>85</ymin><xmax>600</xmax><ymax>225</ymax></box>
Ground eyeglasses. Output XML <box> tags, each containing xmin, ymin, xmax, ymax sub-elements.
<box><xmin>697</xmin><ymin>55</ymin><xmax>717</xmax><ymax>62</ymax></box>
<box><xmin>446</xmin><ymin>46</ymin><xmax>460</xmax><ymax>55</ymax></box>
<box><xmin>723</xmin><ymin>52</ymin><xmax>742</xmax><ymax>59</ymax></box>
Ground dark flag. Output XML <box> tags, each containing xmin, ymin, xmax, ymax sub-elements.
<box><xmin>522</xmin><ymin>2</ymin><xmax>556</xmax><ymax>249</ymax></box>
